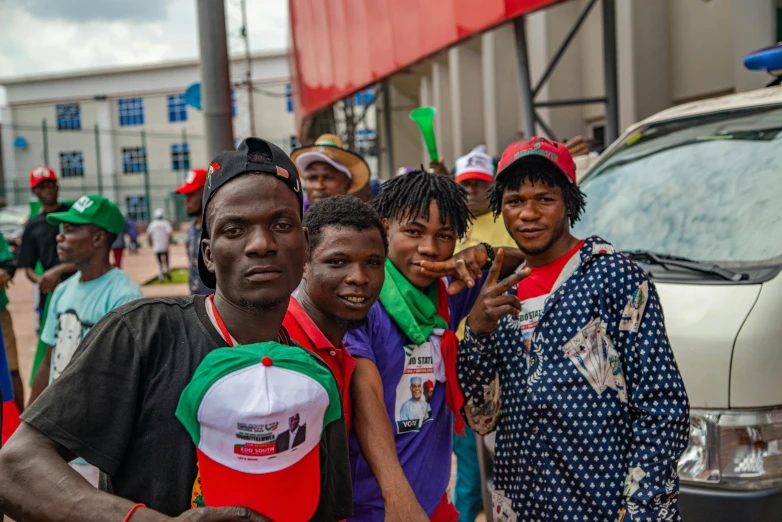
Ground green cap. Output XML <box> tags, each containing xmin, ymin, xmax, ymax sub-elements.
<box><xmin>46</xmin><ymin>194</ymin><xmax>125</xmax><ymax>236</ymax></box>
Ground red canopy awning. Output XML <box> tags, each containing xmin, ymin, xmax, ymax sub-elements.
<box><xmin>289</xmin><ymin>0</ymin><xmax>565</xmax><ymax>136</ymax></box>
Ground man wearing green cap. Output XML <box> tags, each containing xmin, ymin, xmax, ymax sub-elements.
<box><xmin>27</xmin><ymin>195</ymin><xmax>143</xmax><ymax>422</ymax></box>
<box><xmin>23</xmin><ymin>194</ymin><xmax>142</xmax><ymax>487</ymax></box>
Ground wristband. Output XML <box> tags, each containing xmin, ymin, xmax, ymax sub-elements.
<box><xmin>123</xmin><ymin>503</ymin><xmax>146</xmax><ymax>522</ymax></box>
<box><xmin>479</xmin><ymin>242</ymin><xmax>495</xmax><ymax>271</ymax></box>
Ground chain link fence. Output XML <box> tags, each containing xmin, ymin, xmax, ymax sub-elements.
<box><xmin>0</xmin><ymin>120</ymin><xmax>218</xmax><ymax>227</ymax></box>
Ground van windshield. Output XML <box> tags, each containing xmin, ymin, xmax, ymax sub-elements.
<box><xmin>574</xmin><ymin>105</ymin><xmax>782</xmax><ymax>266</ymax></box>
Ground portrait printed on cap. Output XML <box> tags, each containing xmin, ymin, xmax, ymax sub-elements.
<box><xmin>234</xmin><ymin>411</ymin><xmax>308</xmax><ymax>460</ymax></box>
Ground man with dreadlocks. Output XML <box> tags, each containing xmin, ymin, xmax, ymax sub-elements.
<box><xmin>344</xmin><ymin>170</ymin><xmax>524</xmax><ymax>521</ymax></box>
<box><xmin>452</xmin><ymin>138</ymin><xmax>689</xmax><ymax>522</ymax></box>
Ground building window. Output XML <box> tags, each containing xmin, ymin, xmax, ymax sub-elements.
<box><xmin>356</xmin><ymin>128</ymin><xmax>377</xmax><ymax>156</ymax></box>
<box><xmin>59</xmin><ymin>151</ymin><xmax>84</xmax><ymax>177</ymax></box>
<box><xmin>286</xmin><ymin>84</ymin><xmax>293</xmax><ymax>113</ymax></box>
<box><xmin>167</xmin><ymin>94</ymin><xmax>187</xmax><ymax>123</ymax></box>
<box><xmin>231</xmin><ymin>90</ymin><xmax>237</xmax><ymax>118</ymax></box>
<box><xmin>56</xmin><ymin>103</ymin><xmax>81</xmax><ymax>130</ymax></box>
<box><xmin>171</xmin><ymin>143</ymin><xmax>190</xmax><ymax>171</ymax></box>
<box><xmin>126</xmin><ymin>195</ymin><xmax>148</xmax><ymax>222</ymax></box>
<box><xmin>118</xmin><ymin>98</ymin><xmax>144</xmax><ymax>126</ymax></box>
<box><xmin>122</xmin><ymin>147</ymin><xmax>147</xmax><ymax>174</ymax></box>
<box><xmin>354</xmin><ymin>88</ymin><xmax>375</xmax><ymax>106</ymax></box>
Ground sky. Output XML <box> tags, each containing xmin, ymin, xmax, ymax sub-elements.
<box><xmin>0</xmin><ymin>0</ymin><xmax>289</xmax><ymax>106</ymax></box>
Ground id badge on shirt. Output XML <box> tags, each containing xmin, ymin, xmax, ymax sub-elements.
<box><xmin>394</xmin><ymin>342</ymin><xmax>435</xmax><ymax>434</ymax></box>
<box><xmin>518</xmin><ymin>294</ymin><xmax>547</xmax><ymax>368</ymax></box>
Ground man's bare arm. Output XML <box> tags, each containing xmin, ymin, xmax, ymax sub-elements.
<box><xmin>0</xmin><ymin>423</ymin><xmax>273</xmax><ymax>522</ymax></box>
<box><xmin>24</xmin><ymin>267</ymin><xmax>41</xmax><ymax>285</ymax></box>
<box><xmin>27</xmin><ymin>346</ymin><xmax>52</xmax><ymax>407</ymax></box>
<box><xmin>350</xmin><ymin>358</ymin><xmax>428</xmax><ymax>522</ymax></box>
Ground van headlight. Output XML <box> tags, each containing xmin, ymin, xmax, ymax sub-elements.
<box><xmin>678</xmin><ymin>409</ymin><xmax>782</xmax><ymax>489</ymax></box>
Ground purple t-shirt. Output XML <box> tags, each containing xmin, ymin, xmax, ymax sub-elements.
<box><xmin>343</xmin><ymin>278</ymin><xmax>483</xmax><ymax>520</ymax></box>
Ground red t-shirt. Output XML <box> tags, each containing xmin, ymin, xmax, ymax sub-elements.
<box><xmin>517</xmin><ymin>240</ymin><xmax>584</xmax><ymax>358</ymax></box>
<box><xmin>517</xmin><ymin>240</ymin><xmax>585</xmax><ymax>301</ymax></box>
<box><xmin>282</xmin><ymin>296</ymin><xmax>356</xmax><ymax>431</ymax></box>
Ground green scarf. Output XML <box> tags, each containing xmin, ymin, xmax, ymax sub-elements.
<box><xmin>379</xmin><ymin>259</ymin><xmax>448</xmax><ymax>346</ymax></box>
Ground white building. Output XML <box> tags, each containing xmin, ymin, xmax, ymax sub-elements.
<box><xmin>0</xmin><ymin>50</ymin><xmax>295</xmax><ymax>222</ymax></box>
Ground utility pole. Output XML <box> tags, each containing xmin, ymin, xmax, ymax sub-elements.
<box><xmin>196</xmin><ymin>0</ymin><xmax>235</xmax><ymax>159</ymax></box>
<box><xmin>241</xmin><ymin>0</ymin><xmax>256</xmax><ymax>136</ymax></box>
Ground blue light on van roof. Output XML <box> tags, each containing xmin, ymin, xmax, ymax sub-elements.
<box><xmin>744</xmin><ymin>43</ymin><xmax>782</xmax><ymax>73</ymax></box>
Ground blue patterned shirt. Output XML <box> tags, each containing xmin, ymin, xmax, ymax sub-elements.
<box><xmin>457</xmin><ymin>236</ymin><xmax>689</xmax><ymax>522</ymax></box>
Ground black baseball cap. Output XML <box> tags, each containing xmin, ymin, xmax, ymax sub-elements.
<box><xmin>198</xmin><ymin>137</ymin><xmax>303</xmax><ymax>289</ymax></box>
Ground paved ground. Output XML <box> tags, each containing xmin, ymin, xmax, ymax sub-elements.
<box><xmin>4</xmin><ymin>240</ymin><xmax>489</xmax><ymax>521</ymax></box>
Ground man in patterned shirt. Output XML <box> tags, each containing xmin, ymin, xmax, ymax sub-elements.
<box><xmin>456</xmin><ymin>137</ymin><xmax>690</xmax><ymax>521</ymax></box>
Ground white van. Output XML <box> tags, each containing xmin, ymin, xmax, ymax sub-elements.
<box><xmin>570</xmin><ymin>85</ymin><xmax>782</xmax><ymax>520</ymax></box>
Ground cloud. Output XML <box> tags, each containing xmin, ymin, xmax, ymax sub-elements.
<box><xmin>0</xmin><ymin>0</ymin><xmax>288</xmax><ymax>78</ymax></box>
<box><xmin>20</xmin><ymin>0</ymin><xmax>174</xmax><ymax>23</ymax></box>
<box><xmin>0</xmin><ymin>0</ymin><xmax>289</xmax><ymax>109</ymax></box>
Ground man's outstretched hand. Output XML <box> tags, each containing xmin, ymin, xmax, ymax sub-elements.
<box><xmin>171</xmin><ymin>506</ymin><xmax>273</xmax><ymax>522</ymax></box>
<box><xmin>467</xmin><ymin>249</ymin><xmax>530</xmax><ymax>335</ymax></box>
<box><xmin>417</xmin><ymin>244</ymin><xmax>489</xmax><ymax>295</ymax></box>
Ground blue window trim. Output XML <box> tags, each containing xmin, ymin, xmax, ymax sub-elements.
<box><xmin>171</xmin><ymin>143</ymin><xmax>190</xmax><ymax>171</ymax></box>
<box><xmin>122</xmin><ymin>146</ymin><xmax>147</xmax><ymax>174</ymax></box>
<box><xmin>118</xmin><ymin>98</ymin><xmax>145</xmax><ymax>126</ymax></box>
<box><xmin>167</xmin><ymin>94</ymin><xmax>187</xmax><ymax>123</ymax></box>
<box><xmin>125</xmin><ymin>195</ymin><xmax>149</xmax><ymax>222</ymax></box>
<box><xmin>59</xmin><ymin>151</ymin><xmax>84</xmax><ymax>177</ymax></box>
<box><xmin>354</xmin><ymin>87</ymin><xmax>375</xmax><ymax>107</ymax></box>
<box><xmin>56</xmin><ymin>103</ymin><xmax>81</xmax><ymax>130</ymax></box>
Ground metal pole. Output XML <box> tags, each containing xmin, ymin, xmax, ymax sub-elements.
<box><xmin>602</xmin><ymin>0</ymin><xmax>619</xmax><ymax>145</ymax></box>
<box><xmin>197</xmin><ymin>0</ymin><xmax>235</xmax><ymax>159</ymax></box>
<box><xmin>181</xmin><ymin>127</ymin><xmax>189</xmax><ymax>180</ymax></box>
<box><xmin>513</xmin><ymin>18</ymin><xmax>536</xmax><ymax>138</ymax></box>
<box><xmin>381</xmin><ymin>80</ymin><xmax>394</xmax><ymax>180</ymax></box>
<box><xmin>94</xmin><ymin>123</ymin><xmax>103</xmax><ymax>196</ymax></box>
<box><xmin>241</xmin><ymin>0</ymin><xmax>256</xmax><ymax>136</ymax></box>
<box><xmin>41</xmin><ymin>119</ymin><xmax>49</xmax><ymax>166</ymax></box>
<box><xmin>141</xmin><ymin>130</ymin><xmax>151</xmax><ymax>222</ymax></box>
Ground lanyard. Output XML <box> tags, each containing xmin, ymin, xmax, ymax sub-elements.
<box><xmin>208</xmin><ymin>294</ymin><xmax>235</xmax><ymax>346</ymax></box>
<box><xmin>207</xmin><ymin>294</ymin><xmax>291</xmax><ymax>347</ymax></box>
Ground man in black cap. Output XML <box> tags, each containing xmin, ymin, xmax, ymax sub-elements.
<box><xmin>0</xmin><ymin>139</ymin><xmax>352</xmax><ymax>522</ymax></box>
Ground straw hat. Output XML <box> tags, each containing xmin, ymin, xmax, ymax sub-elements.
<box><xmin>291</xmin><ymin>134</ymin><xmax>370</xmax><ymax>193</ymax></box>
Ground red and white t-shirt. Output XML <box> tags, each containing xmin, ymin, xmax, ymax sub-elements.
<box><xmin>517</xmin><ymin>240</ymin><xmax>584</xmax><ymax>363</ymax></box>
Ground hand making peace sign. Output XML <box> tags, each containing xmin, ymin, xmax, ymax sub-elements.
<box><xmin>467</xmin><ymin>249</ymin><xmax>531</xmax><ymax>336</ymax></box>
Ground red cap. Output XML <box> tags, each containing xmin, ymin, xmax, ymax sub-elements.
<box><xmin>497</xmin><ymin>137</ymin><xmax>576</xmax><ymax>184</ymax></box>
<box><xmin>197</xmin><ymin>445</ymin><xmax>321</xmax><ymax>522</ymax></box>
<box><xmin>175</xmin><ymin>168</ymin><xmax>207</xmax><ymax>194</ymax></box>
<box><xmin>424</xmin><ymin>380</ymin><xmax>434</xmax><ymax>390</ymax></box>
<box><xmin>29</xmin><ymin>167</ymin><xmax>57</xmax><ymax>188</ymax></box>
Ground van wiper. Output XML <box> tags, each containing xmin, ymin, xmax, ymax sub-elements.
<box><xmin>622</xmin><ymin>250</ymin><xmax>748</xmax><ymax>281</ymax></box>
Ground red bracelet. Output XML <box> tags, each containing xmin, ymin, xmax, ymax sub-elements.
<box><xmin>123</xmin><ymin>503</ymin><xmax>146</xmax><ymax>522</ymax></box>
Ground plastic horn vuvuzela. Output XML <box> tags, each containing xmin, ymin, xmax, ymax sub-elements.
<box><xmin>409</xmin><ymin>107</ymin><xmax>439</xmax><ymax>163</ymax></box>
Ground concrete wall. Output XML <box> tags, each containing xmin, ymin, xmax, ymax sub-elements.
<box><xmin>449</xmin><ymin>42</ymin><xmax>485</xmax><ymax>157</ymax></box>
<box><xmin>379</xmin><ymin>77</ymin><xmax>423</xmax><ymax>178</ymax></box>
<box><xmin>669</xmin><ymin>0</ymin><xmax>734</xmax><ymax>102</ymax></box>
<box><xmin>482</xmin><ymin>24</ymin><xmax>522</xmax><ymax>156</ymax></box>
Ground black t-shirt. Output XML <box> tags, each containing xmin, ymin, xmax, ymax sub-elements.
<box><xmin>22</xmin><ymin>295</ymin><xmax>353</xmax><ymax>520</ymax></box>
<box><xmin>18</xmin><ymin>203</ymin><xmax>69</xmax><ymax>273</ymax></box>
